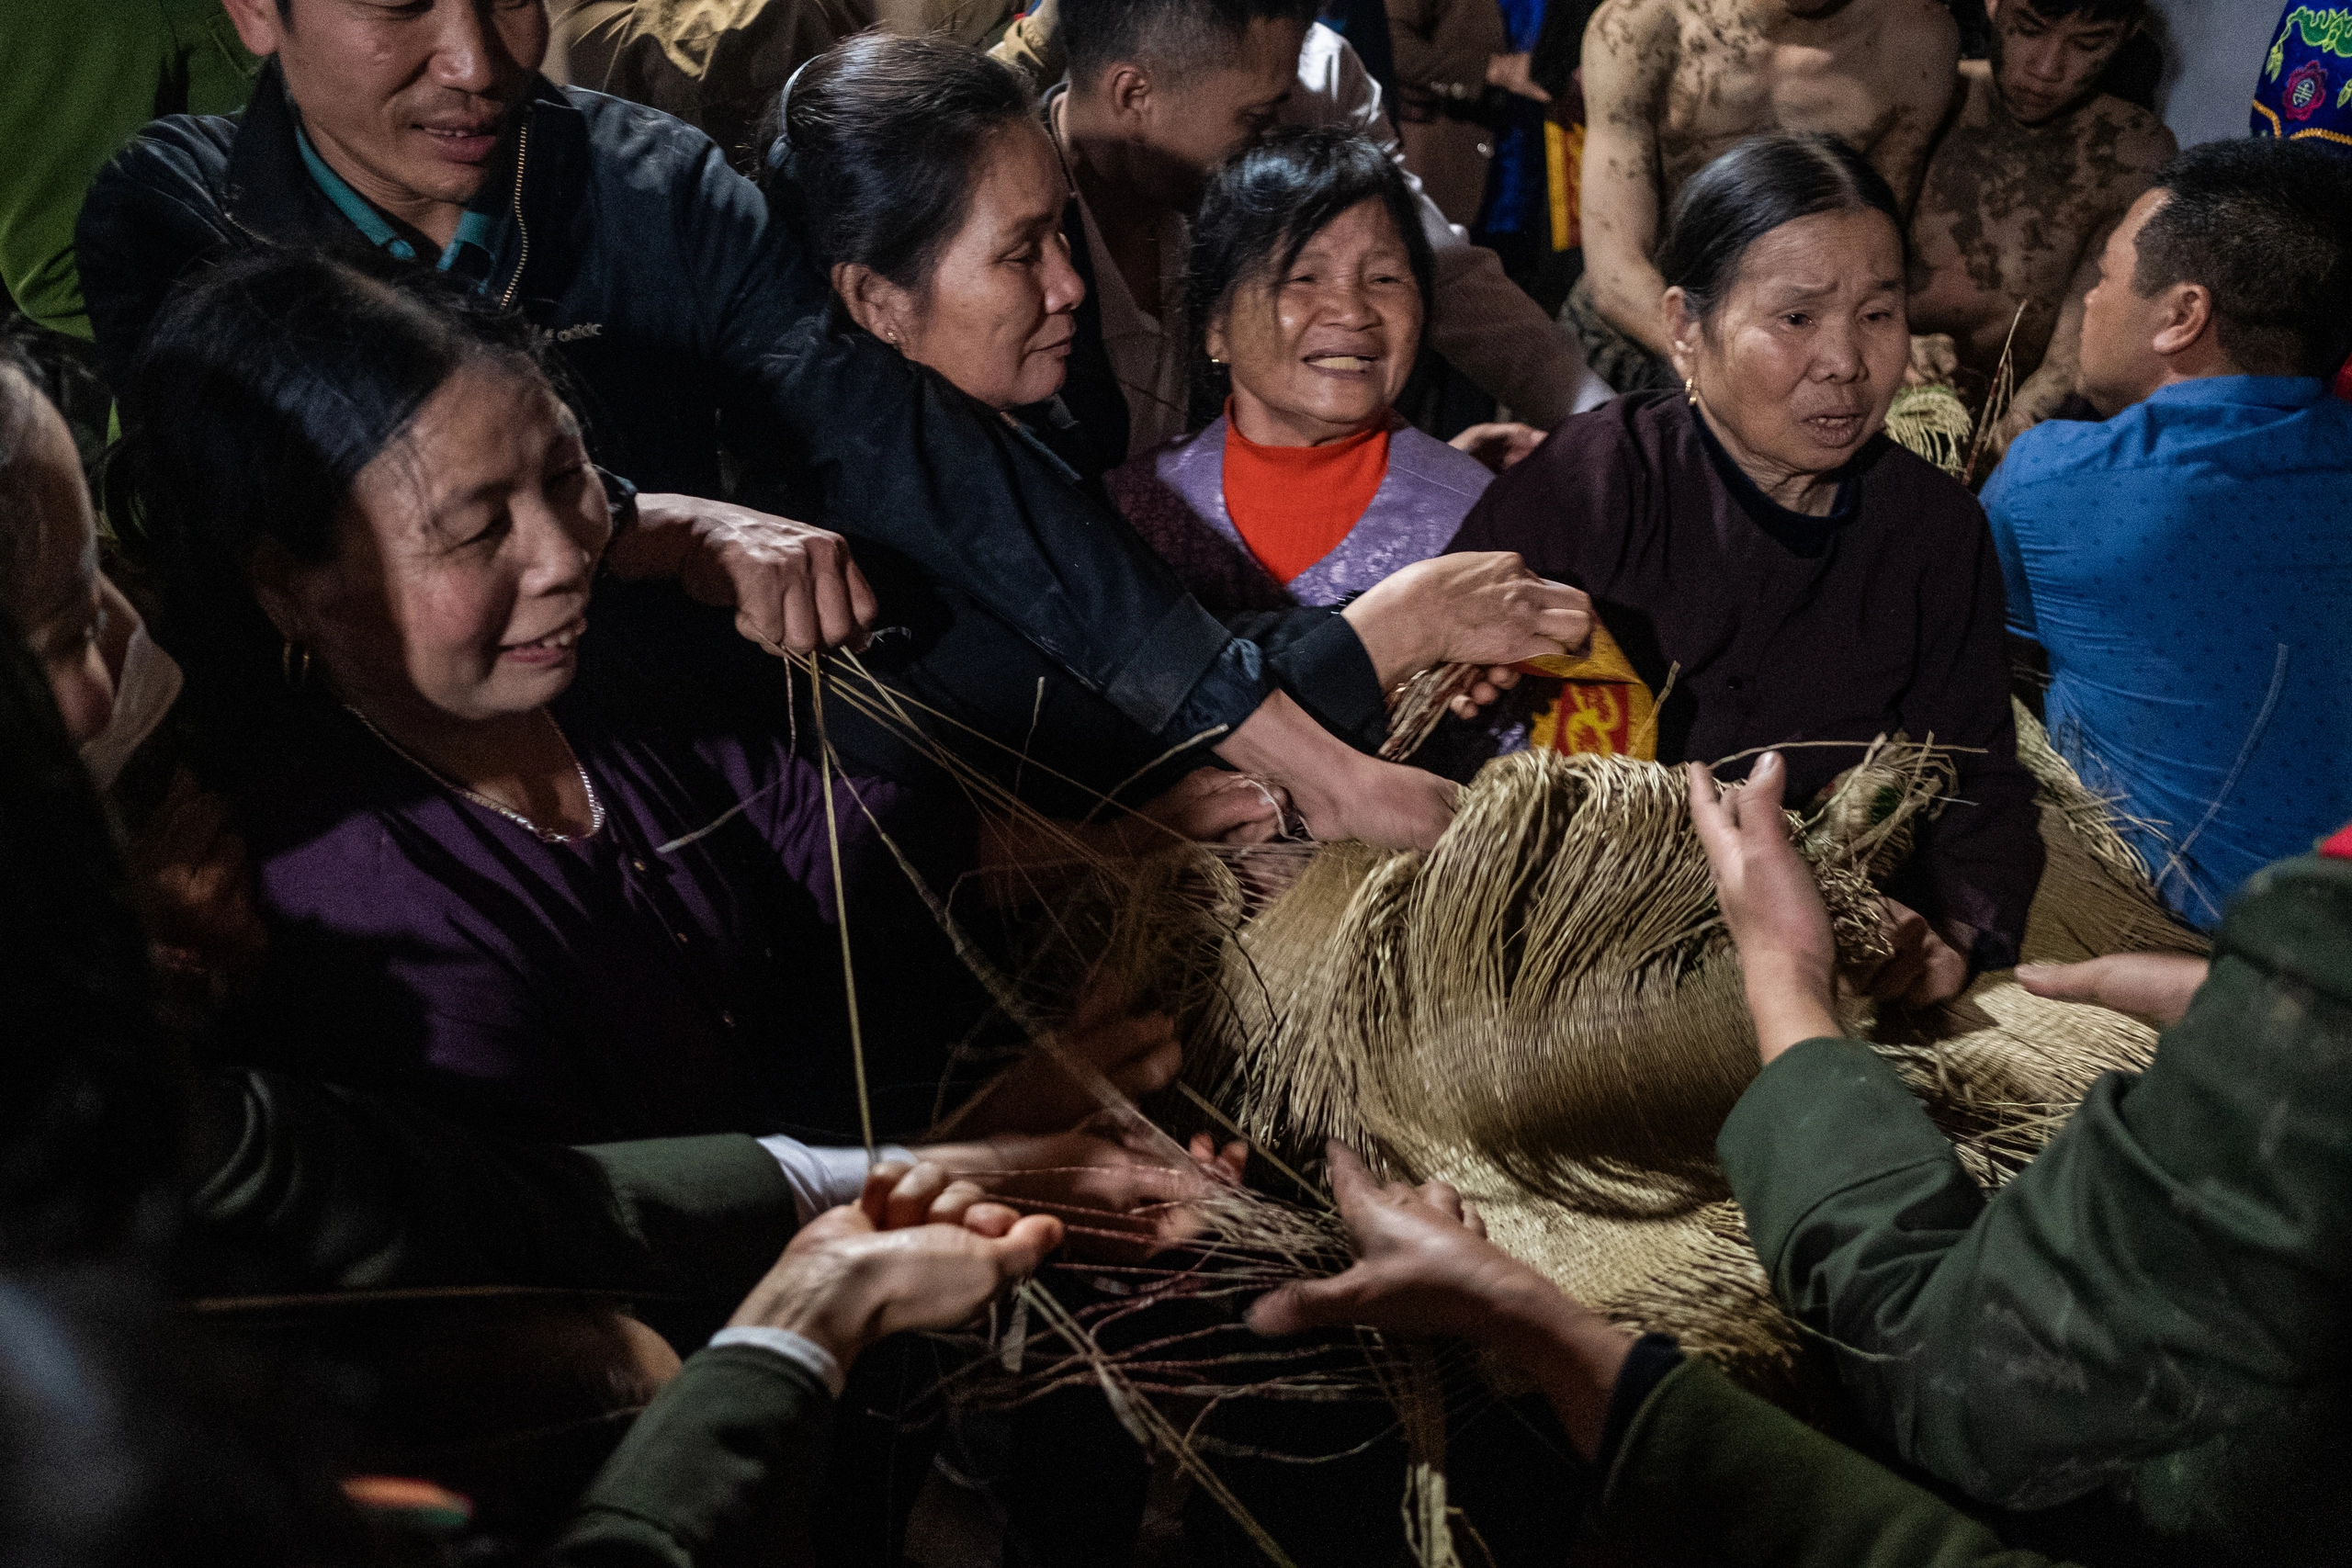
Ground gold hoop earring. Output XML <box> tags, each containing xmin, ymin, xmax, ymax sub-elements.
<box><xmin>282</xmin><ymin>637</ymin><xmax>311</xmax><ymax>692</ymax></box>
<box><xmin>1684</xmin><ymin>377</ymin><xmax>1699</xmax><ymax>407</ymax></box>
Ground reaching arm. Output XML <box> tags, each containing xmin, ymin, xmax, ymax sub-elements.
<box><xmin>1992</xmin><ymin>117</ymin><xmax>2174</xmax><ymax>455</ymax></box>
<box><xmin>184</xmin><ymin>1069</ymin><xmax>803</xmax><ymax>1301</ymax></box>
<box><xmin>1598</xmin><ymin>1358</ymin><xmax>2078</xmax><ymax>1567</ymax></box>
<box><xmin>1250</xmin><ymin>1144</ymin><xmax>2081</xmax><ymax>1566</ymax></box>
<box><xmin>1577</xmin><ymin>0</ymin><xmax>1678</xmax><ymax>361</ymax></box>
<box><xmin>550</xmin><ymin>1167</ymin><xmax>1063</xmax><ymax>1567</ymax></box>
<box><xmin>709</xmin><ymin>127</ymin><xmax>1474</xmax><ymax>845</ymax></box>
<box><xmin>1990</xmin><ymin>241</ymin><xmax>2100</xmax><ymax>456</ymax></box>
<box><xmin>1692</xmin><ymin>758</ymin><xmax>2352</xmax><ymax>1511</ymax></box>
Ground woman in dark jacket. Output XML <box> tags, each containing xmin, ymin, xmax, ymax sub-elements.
<box><xmin>1452</xmin><ymin>133</ymin><xmax>2045</xmax><ymax>999</ymax></box>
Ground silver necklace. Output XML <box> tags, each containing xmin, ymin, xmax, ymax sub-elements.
<box><xmin>345</xmin><ymin>703</ymin><xmax>606</xmax><ymax>844</ymax></box>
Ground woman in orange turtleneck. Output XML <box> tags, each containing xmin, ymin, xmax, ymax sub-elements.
<box><xmin>1109</xmin><ymin>127</ymin><xmax>1623</xmax><ymax>743</ymax></box>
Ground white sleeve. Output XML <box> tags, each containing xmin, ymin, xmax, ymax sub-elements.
<box><xmin>757</xmin><ymin>1136</ymin><xmax>920</xmax><ymax>1226</ymax></box>
<box><xmin>707</xmin><ymin>1325</ymin><xmax>846</xmax><ymax>1397</ymax></box>
<box><xmin>1286</xmin><ymin>25</ymin><xmax>1613</xmax><ymax>427</ymax></box>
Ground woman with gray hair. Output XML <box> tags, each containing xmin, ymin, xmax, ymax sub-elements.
<box><xmin>1452</xmin><ymin>133</ymin><xmax>2045</xmax><ymax>1003</ymax></box>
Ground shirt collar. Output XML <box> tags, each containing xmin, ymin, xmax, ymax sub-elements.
<box><xmin>2141</xmin><ymin>374</ymin><xmax>2329</xmax><ymax>412</ymax></box>
<box><xmin>292</xmin><ymin>118</ymin><xmax>512</xmax><ymax>293</ymax></box>
<box><xmin>1688</xmin><ymin>400</ymin><xmax>1862</xmax><ymax>558</ymax></box>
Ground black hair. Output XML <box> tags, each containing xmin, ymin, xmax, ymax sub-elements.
<box><xmin>2010</xmin><ymin>0</ymin><xmax>2145</xmax><ymax>27</ymax></box>
<box><xmin>2133</xmin><ymin>137</ymin><xmax>2352</xmax><ymax>379</ymax></box>
<box><xmin>1062</xmin><ymin>0</ymin><xmax>1323</xmax><ymax>86</ymax></box>
<box><xmin>1657</xmin><ymin>133</ymin><xmax>1905</xmax><ymax>323</ymax></box>
<box><xmin>1185</xmin><ymin>126</ymin><xmax>1435</xmax><ymax>411</ymax></box>
<box><xmin>108</xmin><ymin>247</ymin><xmax>553</xmax><ymax>764</ymax></box>
<box><xmin>763</xmin><ymin>34</ymin><xmax>1035</xmax><ymax>293</ymax></box>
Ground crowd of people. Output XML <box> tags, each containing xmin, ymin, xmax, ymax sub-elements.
<box><xmin>0</xmin><ymin>0</ymin><xmax>2346</xmax><ymax>1562</ymax></box>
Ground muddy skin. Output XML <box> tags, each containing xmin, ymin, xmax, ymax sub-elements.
<box><xmin>1579</xmin><ymin>0</ymin><xmax>1959</xmax><ymax>362</ymax></box>
<box><xmin>1909</xmin><ymin>60</ymin><xmax>2172</xmax><ymax>418</ymax></box>
<box><xmin>1593</xmin><ymin>0</ymin><xmax>1954</xmax><ymax>198</ymax></box>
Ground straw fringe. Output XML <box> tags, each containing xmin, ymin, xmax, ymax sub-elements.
<box><xmin>1182</xmin><ymin>709</ymin><xmax>2194</xmax><ymax>1390</ymax></box>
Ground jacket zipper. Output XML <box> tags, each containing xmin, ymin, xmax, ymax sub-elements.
<box><xmin>499</xmin><ymin>111</ymin><xmax>532</xmax><ymax>310</ymax></box>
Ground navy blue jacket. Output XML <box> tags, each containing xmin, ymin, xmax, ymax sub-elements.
<box><xmin>75</xmin><ymin>63</ymin><xmax>1380</xmax><ymax>753</ymax></box>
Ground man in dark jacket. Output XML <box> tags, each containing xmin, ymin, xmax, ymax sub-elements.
<box><xmin>77</xmin><ymin>0</ymin><xmax>1477</xmax><ymax>846</ymax></box>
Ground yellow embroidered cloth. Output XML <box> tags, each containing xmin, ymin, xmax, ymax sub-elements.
<box><xmin>1518</xmin><ymin>621</ymin><xmax>1657</xmax><ymax>758</ymax></box>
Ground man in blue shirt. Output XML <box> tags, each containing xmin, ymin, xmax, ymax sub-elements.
<box><xmin>1983</xmin><ymin>137</ymin><xmax>2352</xmax><ymax>925</ymax></box>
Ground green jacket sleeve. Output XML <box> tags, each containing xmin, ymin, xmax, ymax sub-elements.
<box><xmin>186</xmin><ymin>1069</ymin><xmax>798</xmax><ymax>1306</ymax></box>
<box><xmin>0</xmin><ymin>0</ymin><xmax>253</xmax><ymax>336</ymax></box>
<box><xmin>1597</xmin><ymin>1358</ymin><xmax>2068</xmax><ymax>1567</ymax></box>
<box><xmin>548</xmin><ymin>1345</ymin><xmax>834</xmax><ymax>1567</ymax></box>
<box><xmin>1717</xmin><ymin>853</ymin><xmax>2352</xmax><ymax>1514</ymax></box>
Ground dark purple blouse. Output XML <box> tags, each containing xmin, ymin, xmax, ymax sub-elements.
<box><xmin>1451</xmin><ymin>392</ymin><xmax>2044</xmax><ymax>965</ymax></box>
<box><xmin>224</xmin><ymin>587</ymin><xmax>981</xmax><ymax>1145</ymax></box>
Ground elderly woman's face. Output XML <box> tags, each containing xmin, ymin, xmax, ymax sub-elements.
<box><xmin>1209</xmin><ymin>197</ymin><xmax>1423</xmax><ymax>446</ymax></box>
<box><xmin>837</xmin><ymin>121</ymin><xmax>1083</xmax><ymax>412</ymax></box>
<box><xmin>262</xmin><ymin>361</ymin><xmax>611</xmax><ymax>731</ymax></box>
<box><xmin>1668</xmin><ymin>209</ymin><xmax>1909</xmax><ymax>490</ymax></box>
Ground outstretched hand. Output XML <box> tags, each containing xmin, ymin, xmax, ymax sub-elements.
<box><xmin>605</xmin><ymin>492</ymin><xmax>879</xmax><ymax>655</ymax></box>
<box><xmin>917</xmin><ymin>1122</ymin><xmax>1247</xmax><ymax>1259</ymax></box>
<box><xmin>728</xmin><ymin>1162</ymin><xmax>1065</xmax><ymax>1369</ymax></box>
<box><xmin>1248</xmin><ymin>1144</ymin><xmax>1530</xmax><ymax>1346</ymax></box>
<box><xmin>1248</xmin><ymin>1145</ymin><xmax>1634</xmax><ymax>1459</ymax></box>
<box><xmin>1341</xmin><ymin>552</ymin><xmax>1593</xmax><ymax>688</ymax></box>
<box><xmin>1686</xmin><ymin>754</ymin><xmax>1840</xmax><ymax>1064</ymax></box>
<box><xmin>2017</xmin><ymin>952</ymin><xmax>2210</xmax><ymax>1028</ymax></box>
<box><xmin>1216</xmin><ymin>692</ymin><xmax>1464</xmax><ymax>851</ymax></box>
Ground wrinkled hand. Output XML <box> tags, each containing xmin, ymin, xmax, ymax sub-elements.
<box><xmin>2016</xmin><ymin>952</ymin><xmax>2209</xmax><ymax>1028</ymax></box>
<box><xmin>1341</xmin><ymin>553</ymin><xmax>1592</xmax><ymax>689</ymax></box>
<box><xmin>135</xmin><ymin>768</ymin><xmax>267</xmax><ymax>981</ymax></box>
<box><xmin>727</xmin><ymin>1163</ymin><xmax>1064</xmax><ymax>1367</ymax></box>
<box><xmin>1138</xmin><ymin>767</ymin><xmax>1289</xmax><ymax>846</ymax></box>
<box><xmin>922</xmin><ymin>1125</ymin><xmax>1247</xmax><ymax>1258</ymax></box>
<box><xmin>1325</xmin><ymin>757</ymin><xmax>1462</xmax><ymax>851</ymax></box>
<box><xmin>1687</xmin><ymin>754</ymin><xmax>1839</xmax><ymax>1064</ymax></box>
<box><xmin>1248</xmin><ymin>1144</ymin><xmax>1540</xmax><ymax>1346</ymax></box>
<box><xmin>1216</xmin><ymin>692</ymin><xmax>1461</xmax><ymax>851</ymax></box>
<box><xmin>1250</xmin><ymin>1145</ymin><xmax>1639</xmax><ymax>1459</ymax></box>
<box><xmin>605</xmin><ymin>493</ymin><xmax>878</xmax><ymax>656</ymax></box>
<box><xmin>1448</xmin><ymin>422</ymin><xmax>1547</xmax><ymax>473</ymax></box>
<box><xmin>1905</xmin><ymin>333</ymin><xmax>1960</xmax><ymax>388</ymax></box>
<box><xmin>1849</xmin><ymin>897</ymin><xmax>1970</xmax><ymax>1007</ymax></box>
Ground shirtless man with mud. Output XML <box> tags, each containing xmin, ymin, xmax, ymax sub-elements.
<box><xmin>1572</xmin><ymin>0</ymin><xmax>1959</xmax><ymax>390</ymax></box>
<box><xmin>1907</xmin><ymin>0</ymin><xmax>2175</xmax><ymax>455</ymax></box>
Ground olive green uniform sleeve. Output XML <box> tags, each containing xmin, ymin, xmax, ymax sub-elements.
<box><xmin>1596</xmin><ymin>1358</ymin><xmax>2069</xmax><ymax>1567</ymax></box>
<box><xmin>0</xmin><ymin>0</ymin><xmax>254</xmax><ymax>337</ymax></box>
<box><xmin>548</xmin><ymin>1345</ymin><xmax>835</xmax><ymax>1567</ymax></box>
<box><xmin>187</xmin><ymin>1069</ymin><xmax>799</xmax><ymax>1306</ymax></box>
<box><xmin>1716</xmin><ymin>854</ymin><xmax>2352</xmax><ymax>1529</ymax></box>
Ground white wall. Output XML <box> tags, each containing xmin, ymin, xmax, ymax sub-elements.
<box><xmin>2146</xmin><ymin>0</ymin><xmax>2286</xmax><ymax>148</ymax></box>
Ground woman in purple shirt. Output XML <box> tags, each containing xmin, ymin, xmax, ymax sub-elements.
<box><xmin>111</xmin><ymin>249</ymin><xmax>1176</xmax><ymax>1145</ymax></box>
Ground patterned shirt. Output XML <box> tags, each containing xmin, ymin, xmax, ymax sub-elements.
<box><xmin>1984</xmin><ymin>376</ymin><xmax>2352</xmax><ymax>925</ymax></box>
